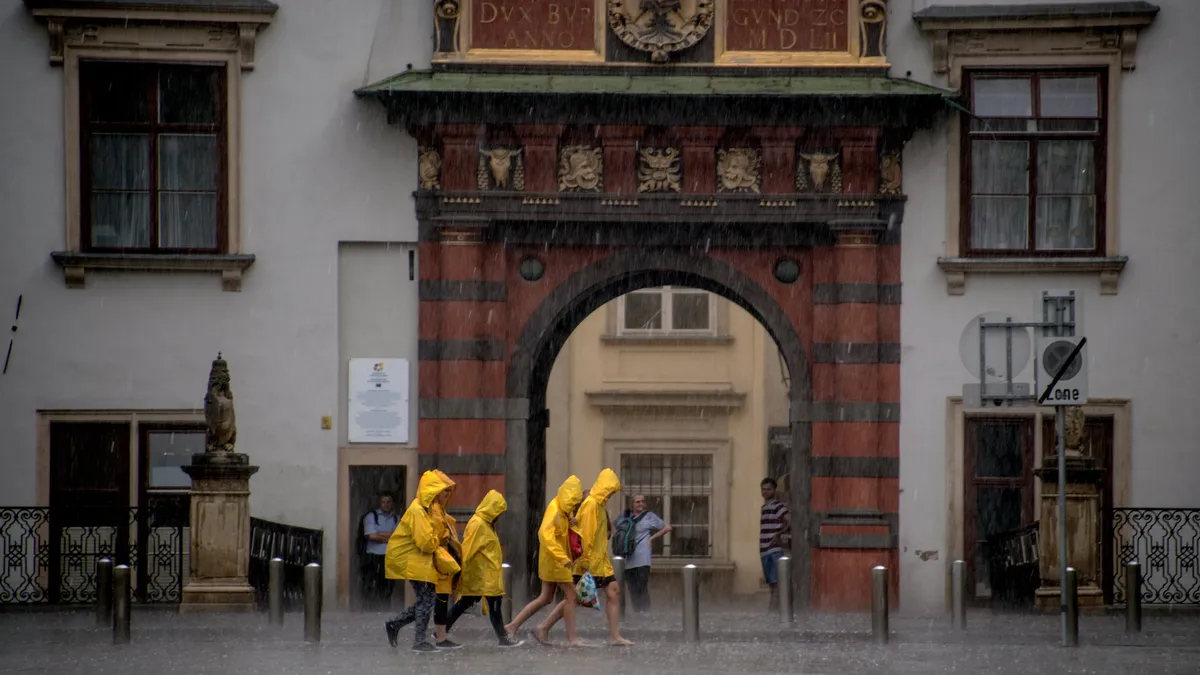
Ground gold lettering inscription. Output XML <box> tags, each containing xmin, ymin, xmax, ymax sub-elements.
<box><xmin>473</xmin><ymin>0</ymin><xmax>593</xmax><ymax>51</ymax></box>
<box><xmin>726</xmin><ymin>0</ymin><xmax>848</xmax><ymax>53</ymax></box>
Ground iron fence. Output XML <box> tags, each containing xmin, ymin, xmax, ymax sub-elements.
<box><xmin>248</xmin><ymin>517</ymin><xmax>323</xmax><ymax>612</ymax></box>
<box><xmin>984</xmin><ymin>522</ymin><xmax>1040</xmax><ymax>608</ymax></box>
<box><xmin>1113</xmin><ymin>508</ymin><xmax>1200</xmax><ymax>605</ymax></box>
<box><xmin>0</xmin><ymin>505</ymin><xmax>187</xmax><ymax>605</ymax></box>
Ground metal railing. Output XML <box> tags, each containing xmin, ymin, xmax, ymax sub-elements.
<box><xmin>248</xmin><ymin>517</ymin><xmax>323</xmax><ymax>612</ymax></box>
<box><xmin>0</xmin><ymin>505</ymin><xmax>187</xmax><ymax>605</ymax></box>
<box><xmin>1113</xmin><ymin>508</ymin><xmax>1200</xmax><ymax>605</ymax></box>
<box><xmin>985</xmin><ymin>522</ymin><xmax>1040</xmax><ymax>609</ymax></box>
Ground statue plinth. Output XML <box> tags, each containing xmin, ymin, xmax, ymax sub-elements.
<box><xmin>180</xmin><ymin>452</ymin><xmax>259</xmax><ymax>612</ymax></box>
<box><xmin>1033</xmin><ymin>455</ymin><xmax>1106</xmax><ymax>612</ymax></box>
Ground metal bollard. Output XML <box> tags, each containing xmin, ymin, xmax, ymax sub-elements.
<box><xmin>612</xmin><ymin>556</ymin><xmax>626</xmax><ymax>621</ymax></box>
<box><xmin>268</xmin><ymin>557</ymin><xmax>285</xmax><ymax>627</ymax></box>
<box><xmin>95</xmin><ymin>558</ymin><xmax>114</xmax><ymax>627</ymax></box>
<box><xmin>304</xmin><ymin>562</ymin><xmax>322</xmax><ymax>643</ymax></box>
<box><xmin>501</xmin><ymin>563</ymin><xmax>513</xmax><ymax>625</ymax></box>
<box><xmin>112</xmin><ymin>564</ymin><xmax>131</xmax><ymax>645</ymax></box>
<box><xmin>1064</xmin><ymin>567</ymin><xmax>1078</xmax><ymax>648</ymax></box>
<box><xmin>1126</xmin><ymin>561</ymin><xmax>1142</xmax><ymax>634</ymax></box>
<box><xmin>682</xmin><ymin>563</ymin><xmax>699</xmax><ymax>643</ymax></box>
<box><xmin>951</xmin><ymin>559</ymin><xmax>967</xmax><ymax>630</ymax></box>
<box><xmin>871</xmin><ymin>565</ymin><xmax>889</xmax><ymax>645</ymax></box>
<box><xmin>778</xmin><ymin>556</ymin><xmax>794</xmax><ymax>624</ymax></box>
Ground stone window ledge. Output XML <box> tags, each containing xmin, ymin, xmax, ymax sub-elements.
<box><xmin>51</xmin><ymin>251</ymin><xmax>256</xmax><ymax>292</ymax></box>
<box><xmin>937</xmin><ymin>256</ymin><xmax>1128</xmax><ymax>296</ymax></box>
<box><xmin>600</xmin><ymin>334</ymin><xmax>734</xmax><ymax>346</ymax></box>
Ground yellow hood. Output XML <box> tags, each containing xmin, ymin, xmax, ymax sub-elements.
<box><xmin>588</xmin><ymin>468</ymin><xmax>621</xmax><ymax>505</ymax></box>
<box><xmin>433</xmin><ymin>469</ymin><xmax>457</xmax><ymax>503</ymax></box>
<box><xmin>555</xmin><ymin>475</ymin><xmax>584</xmax><ymax>514</ymax></box>
<box><xmin>474</xmin><ymin>490</ymin><xmax>507</xmax><ymax>524</ymax></box>
<box><xmin>416</xmin><ymin>470</ymin><xmax>451</xmax><ymax>508</ymax></box>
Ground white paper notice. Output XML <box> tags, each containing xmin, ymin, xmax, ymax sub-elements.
<box><xmin>348</xmin><ymin>358</ymin><xmax>410</xmax><ymax>443</ymax></box>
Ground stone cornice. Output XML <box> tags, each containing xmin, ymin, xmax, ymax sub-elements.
<box><xmin>585</xmin><ymin>389</ymin><xmax>747</xmax><ymax>412</ymax></box>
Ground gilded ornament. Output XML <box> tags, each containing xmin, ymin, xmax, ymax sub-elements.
<box><xmin>203</xmin><ymin>352</ymin><xmax>237</xmax><ymax>453</ymax></box>
<box><xmin>637</xmin><ymin>147</ymin><xmax>682</xmax><ymax>193</ymax></box>
<box><xmin>477</xmin><ymin>147</ymin><xmax>525</xmax><ymax>191</ymax></box>
<box><xmin>716</xmin><ymin>148</ymin><xmax>761</xmax><ymax>194</ymax></box>
<box><xmin>608</xmin><ymin>0</ymin><xmax>715</xmax><ymax>64</ymax></box>
<box><xmin>796</xmin><ymin>152</ymin><xmax>842</xmax><ymax>193</ymax></box>
<box><xmin>879</xmin><ymin>149</ymin><xmax>901</xmax><ymax>195</ymax></box>
<box><xmin>558</xmin><ymin>145</ymin><xmax>604</xmax><ymax>192</ymax></box>
<box><xmin>434</xmin><ymin>0</ymin><xmax>462</xmax><ymax>54</ymax></box>
<box><xmin>858</xmin><ymin>0</ymin><xmax>888</xmax><ymax>58</ymax></box>
<box><xmin>418</xmin><ymin>146</ymin><xmax>442</xmax><ymax>191</ymax></box>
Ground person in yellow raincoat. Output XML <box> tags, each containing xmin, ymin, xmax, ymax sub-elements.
<box><xmin>504</xmin><ymin>475</ymin><xmax>585</xmax><ymax>647</ymax></box>
<box><xmin>383</xmin><ymin>470</ymin><xmax>454</xmax><ymax>654</ymax></box>
<box><xmin>537</xmin><ymin>468</ymin><xmax>634</xmax><ymax>646</ymax></box>
<box><xmin>430</xmin><ymin>470</ymin><xmax>464</xmax><ymax>650</ymax></box>
<box><xmin>441</xmin><ymin>490</ymin><xmax>524</xmax><ymax>647</ymax></box>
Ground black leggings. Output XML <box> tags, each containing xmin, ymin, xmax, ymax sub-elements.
<box><xmin>387</xmin><ymin>581</ymin><xmax>436</xmax><ymax>648</ymax></box>
<box><xmin>445</xmin><ymin>595</ymin><xmax>506</xmax><ymax>640</ymax></box>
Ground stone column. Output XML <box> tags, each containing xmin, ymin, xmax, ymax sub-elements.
<box><xmin>1034</xmin><ymin>407</ymin><xmax>1105</xmax><ymax>611</ymax></box>
<box><xmin>181</xmin><ymin>353</ymin><xmax>259</xmax><ymax>612</ymax></box>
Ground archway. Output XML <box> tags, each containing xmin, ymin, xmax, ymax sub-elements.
<box><xmin>504</xmin><ymin>249</ymin><xmax>814</xmax><ymax>604</ymax></box>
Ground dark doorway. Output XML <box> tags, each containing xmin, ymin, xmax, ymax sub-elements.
<box><xmin>49</xmin><ymin>422</ymin><xmax>131</xmax><ymax>602</ymax></box>
<box><xmin>349</xmin><ymin>465</ymin><xmax>406</xmax><ymax>612</ymax></box>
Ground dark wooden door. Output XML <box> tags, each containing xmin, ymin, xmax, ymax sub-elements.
<box><xmin>49</xmin><ymin>422</ymin><xmax>131</xmax><ymax>602</ymax></box>
<box><xmin>348</xmin><ymin>465</ymin><xmax>406</xmax><ymax>611</ymax></box>
<box><xmin>964</xmin><ymin>417</ymin><xmax>1035</xmax><ymax>601</ymax></box>
<box><xmin>1043</xmin><ymin>415</ymin><xmax>1115</xmax><ymax>601</ymax></box>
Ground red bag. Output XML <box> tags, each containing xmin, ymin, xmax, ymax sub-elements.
<box><xmin>568</xmin><ymin>529</ymin><xmax>583</xmax><ymax>560</ymax></box>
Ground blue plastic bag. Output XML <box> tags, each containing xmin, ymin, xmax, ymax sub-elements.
<box><xmin>575</xmin><ymin>572</ymin><xmax>601</xmax><ymax>611</ymax></box>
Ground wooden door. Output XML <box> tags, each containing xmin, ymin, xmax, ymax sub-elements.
<box><xmin>964</xmin><ymin>417</ymin><xmax>1035</xmax><ymax>601</ymax></box>
<box><xmin>49</xmin><ymin>422</ymin><xmax>131</xmax><ymax>602</ymax></box>
<box><xmin>1043</xmin><ymin>415</ymin><xmax>1115</xmax><ymax>601</ymax></box>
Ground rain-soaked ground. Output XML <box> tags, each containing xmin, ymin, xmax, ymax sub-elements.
<box><xmin>2</xmin><ymin>606</ymin><xmax>1199</xmax><ymax>674</ymax></box>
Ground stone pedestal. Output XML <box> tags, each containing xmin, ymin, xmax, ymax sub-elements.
<box><xmin>180</xmin><ymin>452</ymin><xmax>259</xmax><ymax>612</ymax></box>
<box><xmin>1034</xmin><ymin>455</ymin><xmax>1106</xmax><ymax>612</ymax></box>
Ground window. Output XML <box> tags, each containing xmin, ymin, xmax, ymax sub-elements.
<box><xmin>81</xmin><ymin>61</ymin><xmax>227</xmax><ymax>253</ymax></box>
<box><xmin>141</xmin><ymin>425</ymin><xmax>205</xmax><ymax>491</ymax></box>
<box><xmin>964</xmin><ymin>71</ymin><xmax>1105</xmax><ymax>255</ymax></box>
<box><xmin>620</xmin><ymin>453</ymin><xmax>712</xmax><ymax>558</ymax></box>
<box><xmin>618</xmin><ymin>287</ymin><xmax>715</xmax><ymax>335</ymax></box>
<box><xmin>963</xmin><ymin>418</ymin><xmax>1035</xmax><ymax>599</ymax></box>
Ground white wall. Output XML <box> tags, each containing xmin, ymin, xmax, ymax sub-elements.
<box><xmin>892</xmin><ymin>0</ymin><xmax>1200</xmax><ymax>614</ymax></box>
<box><xmin>0</xmin><ymin>0</ymin><xmax>433</xmax><ymax>594</ymax></box>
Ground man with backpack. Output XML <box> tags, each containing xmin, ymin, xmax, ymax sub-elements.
<box><xmin>359</xmin><ymin>491</ymin><xmax>399</xmax><ymax>610</ymax></box>
<box><xmin>612</xmin><ymin>494</ymin><xmax>670</xmax><ymax>614</ymax></box>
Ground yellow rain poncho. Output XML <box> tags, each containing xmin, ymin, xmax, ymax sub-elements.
<box><xmin>574</xmin><ymin>468</ymin><xmax>621</xmax><ymax>578</ymax></box>
<box><xmin>385</xmin><ymin>470</ymin><xmax>450</xmax><ymax>583</ymax></box>
<box><xmin>459</xmin><ymin>490</ymin><xmax>507</xmax><ymax>597</ymax></box>
<box><xmin>431</xmin><ymin>470</ymin><xmax>461</xmax><ymax>595</ymax></box>
<box><xmin>537</xmin><ymin>475</ymin><xmax>583</xmax><ymax>583</ymax></box>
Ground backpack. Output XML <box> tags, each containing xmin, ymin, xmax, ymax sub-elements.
<box><xmin>610</xmin><ymin>511</ymin><xmax>644</xmax><ymax>558</ymax></box>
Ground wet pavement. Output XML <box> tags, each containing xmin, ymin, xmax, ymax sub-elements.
<box><xmin>2</xmin><ymin>606</ymin><xmax>1199</xmax><ymax>674</ymax></box>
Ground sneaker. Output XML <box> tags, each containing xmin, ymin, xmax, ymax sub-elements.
<box><xmin>498</xmin><ymin>635</ymin><xmax>524</xmax><ymax>648</ymax></box>
<box><xmin>411</xmin><ymin>642</ymin><xmax>437</xmax><ymax>653</ymax></box>
<box><xmin>435</xmin><ymin>639</ymin><xmax>463</xmax><ymax>650</ymax></box>
<box><xmin>385</xmin><ymin>621</ymin><xmax>400</xmax><ymax>648</ymax></box>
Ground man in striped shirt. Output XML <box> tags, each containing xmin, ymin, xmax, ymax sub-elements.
<box><xmin>759</xmin><ymin>477</ymin><xmax>791</xmax><ymax>612</ymax></box>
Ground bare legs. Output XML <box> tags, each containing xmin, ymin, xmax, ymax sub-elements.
<box><xmin>504</xmin><ymin>581</ymin><xmax>581</xmax><ymax>646</ymax></box>
<box><xmin>540</xmin><ymin>581</ymin><xmax>631</xmax><ymax>646</ymax></box>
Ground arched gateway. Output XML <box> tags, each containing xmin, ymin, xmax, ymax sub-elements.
<box><xmin>358</xmin><ymin>0</ymin><xmax>949</xmax><ymax>611</ymax></box>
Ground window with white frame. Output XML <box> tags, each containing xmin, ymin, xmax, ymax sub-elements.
<box><xmin>619</xmin><ymin>453</ymin><xmax>713</xmax><ymax>558</ymax></box>
<box><xmin>617</xmin><ymin>287</ymin><xmax>715</xmax><ymax>336</ymax></box>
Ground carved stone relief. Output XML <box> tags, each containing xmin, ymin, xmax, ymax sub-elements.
<box><xmin>608</xmin><ymin>0</ymin><xmax>715</xmax><ymax>63</ymax></box>
<box><xmin>477</xmin><ymin>147</ymin><xmax>525</xmax><ymax>191</ymax></box>
<box><xmin>558</xmin><ymin>145</ymin><xmax>604</xmax><ymax>192</ymax></box>
<box><xmin>716</xmin><ymin>148</ymin><xmax>761</xmax><ymax>194</ymax></box>
<box><xmin>795</xmin><ymin>151</ymin><xmax>842</xmax><ymax>193</ymax></box>
<box><xmin>879</xmin><ymin>149</ymin><xmax>901</xmax><ymax>195</ymax></box>
<box><xmin>637</xmin><ymin>147</ymin><xmax>682</xmax><ymax>193</ymax></box>
<box><xmin>418</xmin><ymin>146</ymin><xmax>442</xmax><ymax>191</ymax></box>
